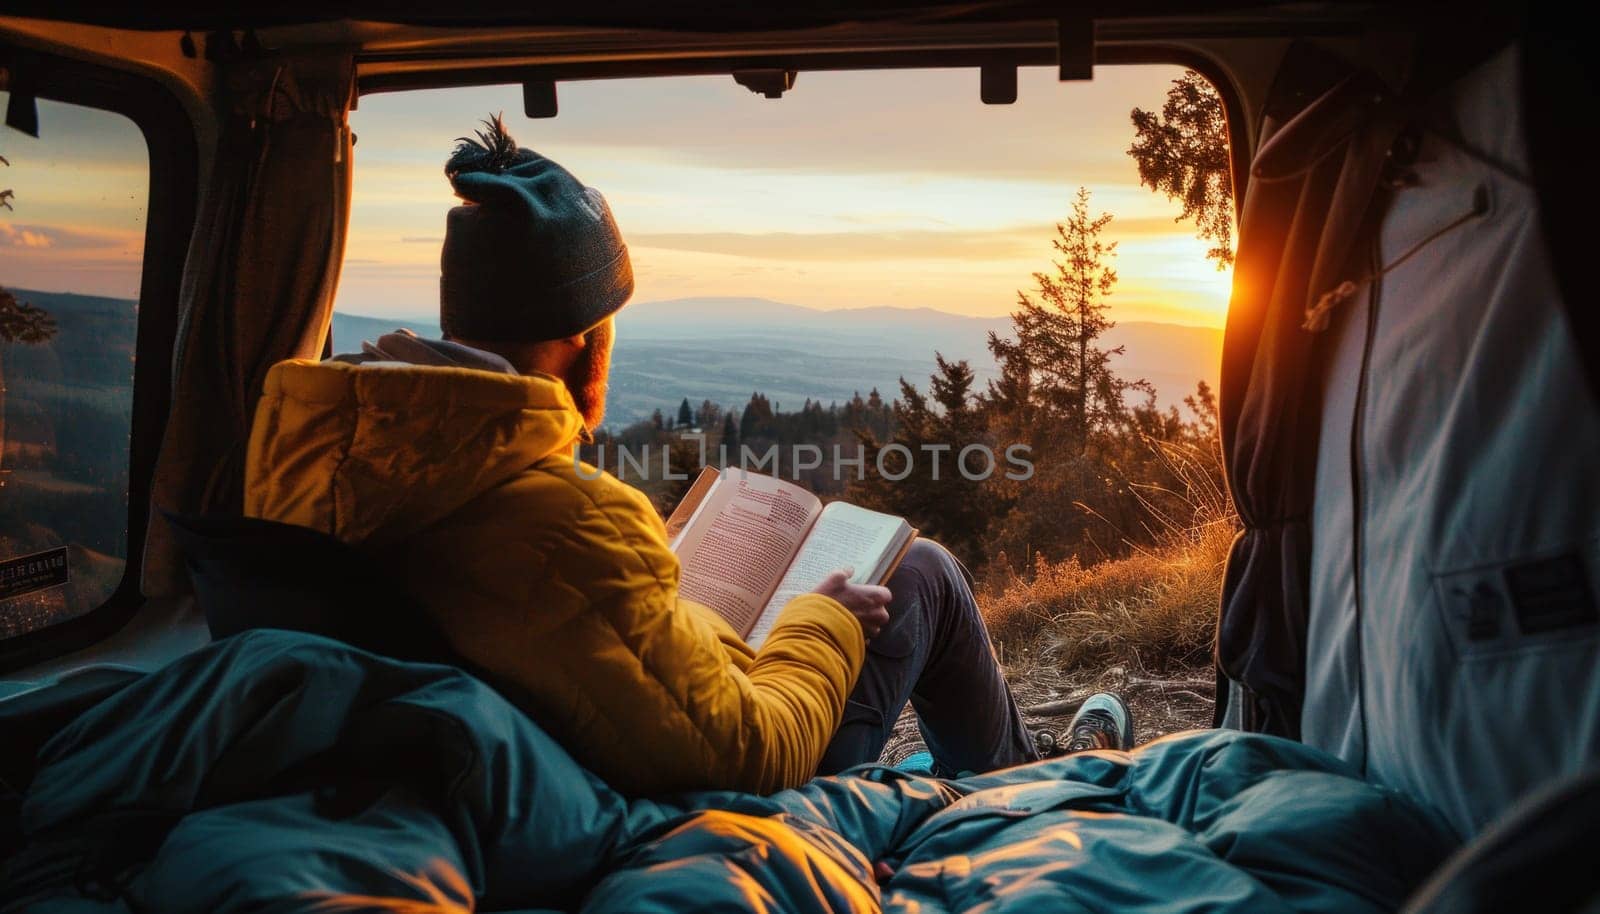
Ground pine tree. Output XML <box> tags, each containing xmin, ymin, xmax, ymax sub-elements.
<box><xmin>720</xmin><ymin>412</ymin><xmax>740</xmax><ymax>464</ymax></box>
<box><xmin>2</xmin><ymin>157</ymin><xmax>61</xmax><ymax>482</ymax></box>
<box><xmin>841</xmin><ymin>391</ymin><xmax>868</xmax><ymax>431</ymax></box>
<box><xmin>864</xmin><ymin>387</ymin><xmax>891</xmax><ymax>439</ymax></box>
<box><xmin>1</xmin><ymin>151</ymin><xmax>13</xmax><ymax>215</ymax></box>
<box><xmin>0</xmin><ymin>287</ymin><xmax>55</xmax><ymax>345</ymax></box>
<box><xmin>987</xmin><ymin>186</ymin><xmax>1152</xmax><ymax>453</ymax></box>
<box><xmin>695</xmin><ymin>399</ymin><xmax>722</xmax><ymax>431</ymax></box>
<box><xmin>739</xmin><ymin>392</ymin><xmax>774</xmax><ymax>441</ymax></box>
<box><xmin>0</xmin><ymin>286</ymin><xmax>58</xmax><ymax>481</ymax></box>
<box><xmin>677</xmin><ymin>397</ymin><xmax>694</xmax><ymax>429</ymax></box>
<box><xmin>1128</xmin><ymin>72</ymin><xmax>1234</xmax><ymax>268</ymax></box>
<box><xmin>850</xmin><ymin>356</ymin><xmax>992</xmax><ymax>563</ymax></box>
<box><xmin>976</xmin><ymin>187</ymin><xmax>1166</xmax><ymax>567</ymax></box>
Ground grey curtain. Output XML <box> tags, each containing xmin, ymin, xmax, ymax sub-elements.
<box><xmin>144</xmin><ymin>51</ymin><xmax>354</xmax><ymax>597</ymax></box>
<box><xmin>1215</xmin><ymin>33</ymin><xmax>1532</xmax><ymax>736</ymax></box>
<box><xmin>1214</xmin><ymin>44</ymin><xmax>1405</xmax><ymax>737</ymax></box>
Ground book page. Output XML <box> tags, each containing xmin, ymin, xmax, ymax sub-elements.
<box><xmin>747</xmin><ymin>502</ymin><xmax>909</xmax><ymax>649</ymax></box>
<box><xmin>666</xmin><ymin>467</ymin><xmax>722</xmax><ymax>547</ymax></box>
<box><xmin>673</xmin><ymin>471</ymin><xmax>822</xmax><ymax>637</ymax></box>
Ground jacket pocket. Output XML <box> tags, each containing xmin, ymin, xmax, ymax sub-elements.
<box><xmin>1430</xmin><ymin>537</ymin><xmax>1600</xmax><ymax>663</ymax></box>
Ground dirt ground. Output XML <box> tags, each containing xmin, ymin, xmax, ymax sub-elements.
<box><xmin>880</xmin><ymin>660</ymin><xmax>1216</xmax><ymax>766</ymax></box>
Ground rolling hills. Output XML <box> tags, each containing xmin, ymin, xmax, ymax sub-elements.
<box><xmin>334</xmin><ymin>297</ymin><xmax>1221</xmax><ymax>427</ymax></box>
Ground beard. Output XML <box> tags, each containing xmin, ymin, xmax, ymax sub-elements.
<box><xmin>565</xmin><ymin>320</ymin><xmax>612</xmax><ymax>430</ymax></box>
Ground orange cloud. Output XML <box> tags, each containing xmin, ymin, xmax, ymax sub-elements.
<box><xmin>0</xmin><ymin>223</ymin><xmax>55</xmax><ymax>248</ymax></box>
<box><xmin>0</xmin><ymin>221</ymin><xmax>134</xmax><ymax>253</ymax></box>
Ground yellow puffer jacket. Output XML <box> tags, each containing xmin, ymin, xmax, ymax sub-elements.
<box><xmin>244</xmin><ymin>359</ymin><xmax>865</xmax><ymax>795</ymax></box>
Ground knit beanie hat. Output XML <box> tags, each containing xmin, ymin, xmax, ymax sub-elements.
<box><xmin>439</xmin><ymin>115</ymin><xmax>633</xmax><ymax>342</ymax></box>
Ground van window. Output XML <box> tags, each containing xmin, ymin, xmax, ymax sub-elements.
<box><xmin>0</xmin><ymin>95</ymin><xmax>148</xmax><ymax>639</ymax></box>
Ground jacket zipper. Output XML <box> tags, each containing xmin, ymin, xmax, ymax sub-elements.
<box><xmin>1337</xmin><ymin>186</ymin><xmax>1488</xmax><ymax>768</ymax></box>
<box><xmin>1345</xmin><ymin>231</ymin><xmax>1383</xmax><ymax>777</ymax></box>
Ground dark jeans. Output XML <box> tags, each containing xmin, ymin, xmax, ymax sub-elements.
<box><xmin>816</xmin><ymin>539</ymin><xmax>1038</xmax><ymax>777</ymax></box>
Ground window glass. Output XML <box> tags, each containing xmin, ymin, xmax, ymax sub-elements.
<box><xmin>0</xmin><ymin>95</ymin><xmax>148</xmax><ymax>638</ymax></box>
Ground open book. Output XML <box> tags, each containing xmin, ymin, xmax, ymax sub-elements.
<box><xmin>666</xmin><ymin>467</ymin><xmax>917</xmax><ymax>650</ymax></box>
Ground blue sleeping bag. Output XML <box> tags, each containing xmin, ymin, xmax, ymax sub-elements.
<box><xmin>0</xmin><ymin>631</ymin><xmax>1456</xmax><ymax>912</ymax></box>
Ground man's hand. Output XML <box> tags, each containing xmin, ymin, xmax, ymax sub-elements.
<box><xmin>813</xmin><ymin>568</ymin><xmax>892</xmax><ymax>640</ymax></box>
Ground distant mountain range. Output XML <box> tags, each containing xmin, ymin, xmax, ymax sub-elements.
<box><xmin>3</xmin><ymin>287</ymin><xmax>1220</xmax><ymax>437</ymax></box>
<box><xmin>333</xmin><ymin>297</ymin><xmax>1222</xmax><ymax>428</ymax></box>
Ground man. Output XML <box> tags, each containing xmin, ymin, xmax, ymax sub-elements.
<box><xmin>244</xmin><ymin>116</ymin><xmax>1131</xmax><ymax>795</ymax></box>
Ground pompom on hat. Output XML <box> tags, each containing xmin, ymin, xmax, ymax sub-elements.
<box><xmin>439</xmin><ymin>114</ymin><xmax>633</xmax><ymax>342</ymax></box>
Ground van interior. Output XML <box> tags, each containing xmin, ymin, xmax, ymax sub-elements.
<box><xmin>1</xmin><ymin>3</ymin><xmax>1596</xmax><ymax>912</ymax></box>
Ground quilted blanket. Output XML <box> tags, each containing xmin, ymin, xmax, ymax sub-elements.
<box><xmin>0</xmin><ymin>631</ymin><xmax>1456</xmax><ymax>912</ymax></box>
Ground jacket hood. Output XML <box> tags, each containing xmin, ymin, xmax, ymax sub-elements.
<box><xmin>244</xmin><ymin>359</ymin><xmax>587</xmax><ymax>546</ymax></box>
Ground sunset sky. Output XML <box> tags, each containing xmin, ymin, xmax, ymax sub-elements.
<box><xmin>1</xmin><ymin>64</ymin><xmax>1232</xmax><ymax>328</ymax></box>
<box><xmin>0</xmin><ymin>96</ymin><xmax>148</xmax><ymax>300</ymax></box>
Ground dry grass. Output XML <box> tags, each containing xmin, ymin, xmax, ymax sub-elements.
<box><xmin>879</xmin><ymin>522</ymin><xmax>1235</xmax><ymax>762</ymax></box>
<box><xmin>880</xmin><ymin>435</ymin><xmax>1236</xmax><ymax>761</ymax></box>
<box><xmin>880</xmin><ymin>521</ymin><xmax>1236</xmax><ymax>763</ymax></box>
<box><xmin>980</xmin><ymin>517</ymin><xmax>1235</xmax><ymax>675</ymax></box>
<box><xmin>980</xmin><ymin>432</ymin><xmax>1236</xmax><ymax>676</ymax></box>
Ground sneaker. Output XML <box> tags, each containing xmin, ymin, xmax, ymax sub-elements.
<box><xmin>1063</xmin><ymin>692</ymin><xmax>1134</xmax><ymax>752</ymax></box>
<box><xmin>1033</xmin><ymin>728</ymin><xmax>1060</xmax><ymax>757</ymax></box>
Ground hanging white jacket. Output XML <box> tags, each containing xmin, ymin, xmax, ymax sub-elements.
<box><xmin>1305</xmin><ymin>42</ymin><xmax>1600</xmax><ymax>838</ymax></box>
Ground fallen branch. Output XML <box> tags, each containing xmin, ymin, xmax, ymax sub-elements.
<box><xmin>1022</xmin><ymin>697</ymin><xmax>1087</xmax><ymax>718</ymax></box>
<box><xmin>1125</xmin><ymin>675</ymin><xmax>1214</xmax><ymax>692</ymax></box>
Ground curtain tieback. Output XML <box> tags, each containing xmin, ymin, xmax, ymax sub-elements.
<box><xmin>1303</xmin><ymin>183</ymin><xmax>1490</xmax><ymax>332</ymax></box>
